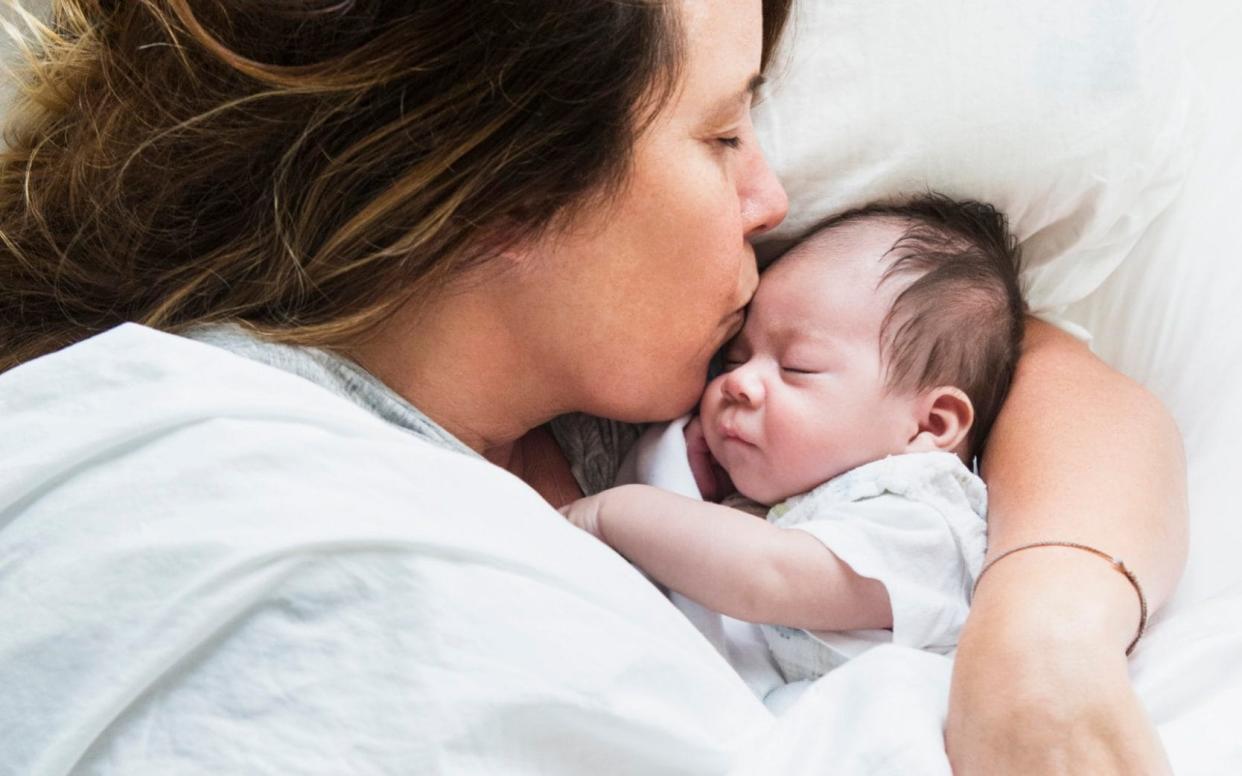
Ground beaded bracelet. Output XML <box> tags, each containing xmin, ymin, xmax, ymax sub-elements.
<box><xmin>972</xmin><ymin>541</ymin><xmax>1149</xmax><ymax>656</ymax></box>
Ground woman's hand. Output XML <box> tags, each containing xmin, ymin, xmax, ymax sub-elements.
<box><xmin>947</xmin><ymin>549</ymin><xmax>1172</xmax><ymax>775</ymax></box>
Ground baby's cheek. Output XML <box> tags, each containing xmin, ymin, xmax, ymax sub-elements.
<box><xmin>772</xmin><ymin>436</ymin><xmax>837</xmax><ymax>498</ymax></box>
<box><xmin>768</xmin><ymin>412</ymin><xmax>813</xmax><ymax>464</ymax></box>
<box><xmin>729</xmin><ymin>463</ymin><xmax>777</xmax><ymax>506</ymax></box>
<box><xmin>697</xmin><ymin>387</ymin><xmax>724</xmax><ymax>448</ymax></box>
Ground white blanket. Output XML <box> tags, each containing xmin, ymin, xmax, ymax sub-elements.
<box><xmin>1</xmin><ymin>329</ymin><xmax>1239</xmax><ymax>775</ymax></box>
<box><xmin>617</xmin><ymin>414</ymin><xmax>1242</xmax><ymax>775</ymax></box>
<box><xmin>0</xmin><ymin>325</ymin><xmax>972</xmax><ymax>775</ymax></box>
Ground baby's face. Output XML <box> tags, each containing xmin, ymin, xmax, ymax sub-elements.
<box><xmin>700</xmin><ymin>219</ymin><xmax>920</xmax><ymax>505</ymax></box>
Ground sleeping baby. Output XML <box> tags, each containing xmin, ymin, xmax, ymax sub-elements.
<box><xmin>561</xmin><ymin>194</ymin><xmax>1026</xmax><ymax>681</ymax></box>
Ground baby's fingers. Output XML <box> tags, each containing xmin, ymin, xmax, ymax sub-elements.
<box><xmin>558</xmin><ymin>497</ymin><xmax>603</xmax><ymax>539</ymax></box>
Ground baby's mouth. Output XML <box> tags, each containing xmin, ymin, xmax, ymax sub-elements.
<box><xmin>718</xmin><ymin>422</ymin><xmax>757</xmax><ymax>448</ymax></box>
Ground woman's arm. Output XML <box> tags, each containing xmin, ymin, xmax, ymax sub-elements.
<box><xmin>947</xmin><ymin>318</ymin><xmax>1188</xmax><ymax>775</ymax></box>
<box><xmin>562</xmin><ymin>484</ymin><xmax>892</xmax><ymax>631</ymax></box>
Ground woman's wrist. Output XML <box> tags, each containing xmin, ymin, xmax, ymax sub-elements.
<box><xmin>959</xmin><ymin>548</ymin><xmax>1134</xmax><ymax>694</ymax></box>
<box><xmin>948</xmin><ymin>543</ymin><xmax>1172</xmax><ymax>774</ymax></box>
<box><xmin>969</xmin><ymin>542</ymin><xmax>1145</xmax><ymax>655</ymax></box>
<box><xmin>950</xmin><ymin>622</ymin><xmax>1170</xmax><ymax>775</ymax></box>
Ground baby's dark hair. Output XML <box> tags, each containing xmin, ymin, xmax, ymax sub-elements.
<box><xmin>803</xmin><ymin>193</ymin><xmax>1026</xmax><ymax>458</ymax></box>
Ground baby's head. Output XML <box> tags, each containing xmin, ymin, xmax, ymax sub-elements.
<box><xmin>700</xmin><ymin>194</ymin><xmax>1025</xmax><ymax>505</ymax></box>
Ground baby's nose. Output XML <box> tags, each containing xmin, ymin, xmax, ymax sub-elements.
<box><xmin>721</xmin><ymin>367</ymin><xmax>764</xmax><ymax>406</ymax></box>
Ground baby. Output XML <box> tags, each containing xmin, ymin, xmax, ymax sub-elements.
<box><xmin>562</xmin><ymin>194</ymin><xmax>1026</xmax><ymax>681</ymax></box>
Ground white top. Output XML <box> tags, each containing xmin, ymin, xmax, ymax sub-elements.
<box><xmin>0</xmin><ymin>324</ymin><xmax>962</xmax><ymax>775</ymax></box>
<box><xmin>764</xmin><ymin>453</ymin><xmax>987</xmax><ymax>681</ymax></box>
<box><xmin>614</xmin><ymin>419</ymin><xmax>986</xmax><ymax>685</ymax></box>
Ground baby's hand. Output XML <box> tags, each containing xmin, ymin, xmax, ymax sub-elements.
<box><xmin>684</xmin><ymin>416</ymin><xmax>731</xmax><ymax>502</ymax></box>
<box><xmin>558</xmin><ymin>493</ymin><xmax>607</xmax><ymax>539</ymax></box>
<box><xmin>558</xmin><ymin>485</ymin><xmax>654</xmax><ymax>544</ymax></box>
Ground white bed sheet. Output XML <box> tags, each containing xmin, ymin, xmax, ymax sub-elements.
<box><xmin>1064</xmin><ymin>4</ymin><xmax>1242</xmax><ymax>769</ymax></box>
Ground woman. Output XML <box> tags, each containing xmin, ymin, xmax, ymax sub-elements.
<box><xmin>0</xmin><ymin>1</ymin><xmax>1186</xmax><ymax>773</ymax></box>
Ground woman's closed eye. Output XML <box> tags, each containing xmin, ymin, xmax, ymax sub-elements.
<box><xmin>716</xmin><ymin>135</ymin><xmax>741</xmax><ymax>149</ymax></box>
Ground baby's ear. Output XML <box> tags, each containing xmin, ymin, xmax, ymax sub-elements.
<box><xmin>904</xmin><ymin>387</ymin><xmax>974</xmax><ymax>456</ymax></box>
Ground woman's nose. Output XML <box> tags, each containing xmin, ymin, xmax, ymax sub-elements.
<box><xmin>741</xmin><ymin>146</ymin><xmax>789</xmax><ymax>240</ymax></box>
<box><xmin>721</xmin><ymin>365</ymin><xmax>765</xmax><ymax>407</ymax></box>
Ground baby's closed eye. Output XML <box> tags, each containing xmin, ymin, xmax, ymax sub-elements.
<box><xmin>780</xmin><ymin>365</ymin><xmax>819</xmax><ymax>375</ymax></box>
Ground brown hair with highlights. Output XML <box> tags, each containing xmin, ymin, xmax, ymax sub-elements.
<box><xmin>0</xmin><ymin>0</ymin><xmax>792</xmax><ymax>371</ymax></box>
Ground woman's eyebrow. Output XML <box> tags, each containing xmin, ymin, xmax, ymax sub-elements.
<box><xmin>703</xmin><ymin>73</ymin><xmax>766</xmax><ymax>124</ymax></box>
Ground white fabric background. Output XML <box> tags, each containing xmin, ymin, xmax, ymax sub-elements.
<box><xmin>751</xmin><ymin>0</ymin><xmax>1197</xmax><ymax>323</ymax></box>
<box><xmin>2</xmin><ymin>1</ymin><xmax>1240</xmax><ymax>772</ymax></box>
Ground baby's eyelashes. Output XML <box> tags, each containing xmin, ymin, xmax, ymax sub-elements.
<box><xmin>720</xmin><ymin>357</ymin><xmax>822</xmax><ymax>374</ymax></box>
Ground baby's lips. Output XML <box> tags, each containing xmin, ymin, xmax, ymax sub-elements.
<box><xmin>718</xmin><ymin>420</ymin><xmax>756</xmax><ymax>447</ymax></box>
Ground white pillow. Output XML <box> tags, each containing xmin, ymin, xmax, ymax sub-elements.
<box><xmin>1061</xmin><ymin>0</ymin><xmax>1242</xmax><ymax>617</ymax></box>
<box><xmin>753</xmin><ymin>0</ymin><xmax>1198</xmax><ymax>322</ymax></box>
<box><xmin>754</xmin><ymin>0</ymin><xmax>1241</xmax><ymax>619</ymax></box>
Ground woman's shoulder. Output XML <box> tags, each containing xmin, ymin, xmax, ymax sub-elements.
<box><xmin>1</xmin><ymin>323</ymin><xmax>393</xmax><ymax>436</ymax></box>
<box><xmin>0</xmin><ymin>326</ymin><xmax>640</xmax><ymax>603</ymax></box>
<box><xmin>0</xmin><ymin>323</ymin><xmax>512</xmax><ymax>543</ymax></box>
<box><xmin>0</xmin><ymin>327</ymin><xmax>774</xmax><ymax>773</ymax></box>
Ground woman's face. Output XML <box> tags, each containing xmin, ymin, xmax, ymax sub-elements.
<box><xmin>525</xmin><ymin>0</ymin><xmax>788</xmax><ymax>423</ymax></box>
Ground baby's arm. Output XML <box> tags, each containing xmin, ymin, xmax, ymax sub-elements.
<box><xmin>561</xmin><ymin>484</ymin><xmax>892</xmax><ymax>632</ymax></box>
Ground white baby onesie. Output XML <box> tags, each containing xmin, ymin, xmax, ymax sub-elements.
<box><xmin>755</xmin><ymin>452</ymin><xmax>987</xmax><ymax>682</ymax></box>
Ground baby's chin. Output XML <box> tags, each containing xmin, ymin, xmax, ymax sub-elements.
<box><xmin>706</xmin><ymin>433</ymin><xmax>816</xmax><ymax>505</ymax></box>
<box><xmin>727</xmin><ymin>458</ymin><xmax>846</xmax><ymax>506</ymax></box>
<box><xmin>725</xmin><ymin>467</ymin><xmax>795</xmax><ymax>507</ymax></box>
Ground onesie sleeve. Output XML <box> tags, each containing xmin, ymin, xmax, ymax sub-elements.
<box><xmin>778</xmin><ymin>494</ymin><xmax>985</xmax><ymax>652</ymax></box>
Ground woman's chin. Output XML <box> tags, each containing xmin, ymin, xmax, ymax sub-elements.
<box><xmin>611</xmin><ymin>383</ymin><xmax>702</xmax><ymax>424</ymax></box>
<box><xmin>643</xmin><ymin>391</ymin><xmax>701</xmax><ymax>424</ymax></box>
<box><xmin>663</xmin><ymin>371</ymin><xmax>715</xmax><ymax>420</ymax></box>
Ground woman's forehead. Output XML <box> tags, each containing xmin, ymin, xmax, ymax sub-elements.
<box><xmin>673</xmin><ymin>0</ymin><xmax>764</xmax><ymax>117</ymax></box>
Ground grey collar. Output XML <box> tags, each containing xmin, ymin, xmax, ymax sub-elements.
<box><xmin>183</xmin><ymin>323</ymin><xmax>479</xmax><ymax>459</ymax></box>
